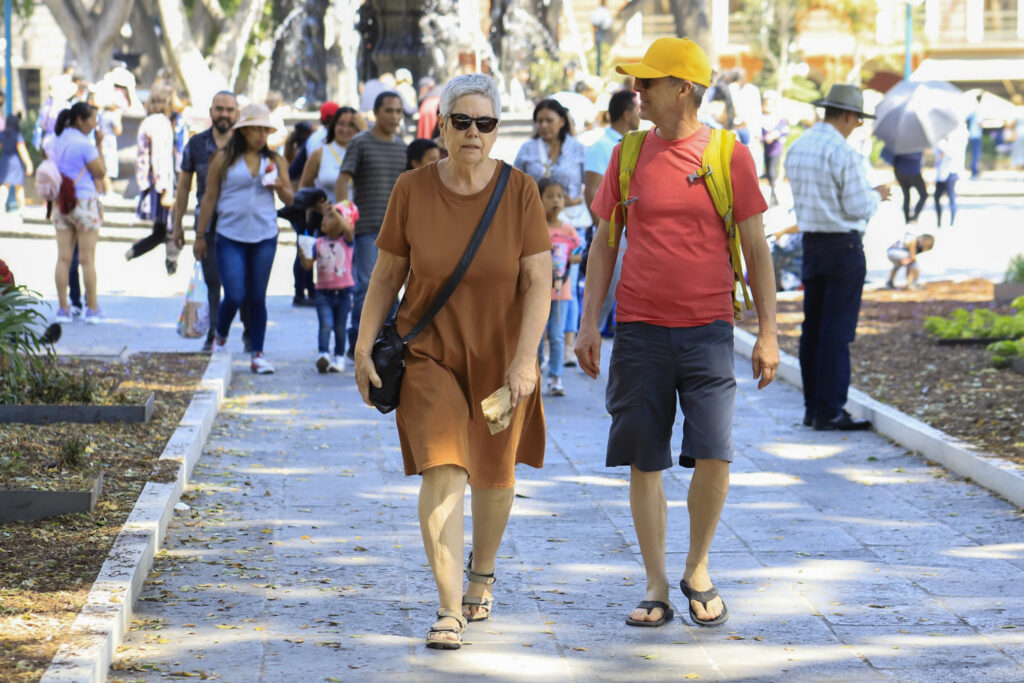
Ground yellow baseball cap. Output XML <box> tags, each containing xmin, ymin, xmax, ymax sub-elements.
<box><xmin>615</xmin><ymin>37</ymin><xmax>712</xmax><ymax>88</ymax></box>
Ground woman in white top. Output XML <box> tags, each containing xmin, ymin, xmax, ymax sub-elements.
<box><xmin>298</xmin><ymin>106</ymin><xmax>364</xmax><ymax>203</ymax></box>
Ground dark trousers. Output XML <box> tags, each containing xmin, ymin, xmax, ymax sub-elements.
<box><xmin>969</xmin><ymin>137</ymin><xmax>982</xmax><ymax>177</ymax></box>
<box><xmin>934</xmin><ymin>173</ymin><xmax>958</xmax><ymax>227</ymax></box>
<box><xmin>68</xmin><ymin>244</ymin><xmax>82</xmax><ymax>308</ymax></box>
<box><xmin>201</xmin><ymin>228</ymin><xmax>248</xmax><ymax>343</ymax></box>
<box><xmin>895</xmin><ymin>172</ymin><xmax>928</xmax><ymax>224</ymax></box>
<box><xmin>130</xmin><ymin>221</ymin><xmax>182</xmax><ymax>263</ymax></box>
<box><xmin>764</xmin><ymin>153</ymin><xmax>782</xmax><ymax>202</ymax></box>
<box><xmin>799</xmin><ymin>232</ymin><xmax>865</xmax><ymax>423</ymax></box>
<box><xmin>293</xmin><ymin>246</ymin><xmax>315</xmax><ymax>299</ymax></box>
<box><xmin>315</xmin><ymin>288</ymin><xmax>353</xmax><ymax>356</ymax></box>
<box><xmin>290</xmin><ymin>214</ymin><xmax>316</xmax><ymax>299</ymax></box>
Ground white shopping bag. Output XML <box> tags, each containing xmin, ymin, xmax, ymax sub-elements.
<box><xmin>176</xmin><ymin>263</ymin><xmax>210</xmax><ymax>338</ymax></box>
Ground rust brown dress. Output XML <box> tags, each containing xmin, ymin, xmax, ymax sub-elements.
<box><xmin>375</xmin><ymin>160</ymin><xmax>551</xmax><ymax>488</ymax></box>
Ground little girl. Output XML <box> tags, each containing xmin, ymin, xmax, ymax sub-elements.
<box><xmin>300</xmin><ymin>200</ymin><xmax>356</xmax><ymax>373</ymax></box>
<box><xmin>538</xmin><ymin>177</ymin><xmax>581</xmax><ymax>397</ymax></box>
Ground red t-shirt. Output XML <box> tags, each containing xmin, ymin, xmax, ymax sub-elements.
<box><xmin>591</xmin><ymin>124</ymin><xmax>767</xmax><ymax>327</ymax></box>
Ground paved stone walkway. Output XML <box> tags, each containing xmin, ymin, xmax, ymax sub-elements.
<box><xmin>106</xmin><ymin>324</ymin><xmax>1024</xmax><ymax>682</ymax></box>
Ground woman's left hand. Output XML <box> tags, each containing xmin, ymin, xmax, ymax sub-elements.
<box><xmin>354</xmin><ymin>350</ymin><xmax>381</xmax><ymax>408</ymax></box>
<box><xmin>505</xmin><ymin>353</ymin><xmax>538</xmax><ymax>408</ymax></box>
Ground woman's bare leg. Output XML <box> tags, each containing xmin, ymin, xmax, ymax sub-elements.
<box><xmin>419</xmin><ymin>465</ymin><xmax>469</xmax><ymax>644</ymax></box>
<box><xmin>54</xmin><ymin>229</ymin><xmax>77</xmax><ymax>311</ymax></box>
<box><xmin>464</xmin><ymin>485</ymin><xmax>515</xmax><ymax>619</ymax></box>
<box><xmin>76</xmin><ymin>230</ymin><xmax>100</xmax><ymax>311</ymax></box>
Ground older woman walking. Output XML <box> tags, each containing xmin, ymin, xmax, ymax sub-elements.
<box><xmin>51</xmin><ymin>102</ymin><xmax>105</xmax><ymax>323</ymax></box>
<box><xmin>126</xmin><ymin>85</ymin><xmax>180</xmax><ymax>274</ymax></box>
<box><xmin>194</xmin><ymin>104</ymin><xmax>293</xmax><ymax>373</ymax></box>
<box><xmin>513</xmin><ymin>98</ymin><xmax>588</xmax><ymax>371</ymax></box>
<box><xmin>354</xmin><ymin>73</ymin><xmax>551</xmax><ymax>650</ymax></box>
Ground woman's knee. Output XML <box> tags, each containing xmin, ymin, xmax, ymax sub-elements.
<box><xmin>422</xmin><ymin>465</ymin><xmax>469</xmax><ymax>489</ymax></box>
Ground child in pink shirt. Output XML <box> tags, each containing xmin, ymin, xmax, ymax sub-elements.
<box><xmin>299</xmin><ymin>201</ymin><xmax>355</xmax><ymax>373</ymax></box>
<box><xmin>538</xmin><ymin>178</ymin><xmax>581</xmax><ymax>396</ymax></box>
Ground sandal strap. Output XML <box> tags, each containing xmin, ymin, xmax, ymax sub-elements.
<box><xmin>461</xmin><ymin>596</ymin><xmax>494</xmax><ymax>608</ymax></box>
<box><xmin>465</xmin><ymin>552</ymin><xmax>496</xmax><ymax>585</ymax></box>
<box><xmin>681</xmin><ymin>581</ymin><xmax>720</xmax><ymax>607</ymax></box>
<box><xmin>635</xmin><ymin>600</ymin><xmax>671</xmax><ymax>614</ymax></box>
<box><xmin>435</xmin><ymin>608</ymin><xmax>467</xmax><ymax>630</ymax></box>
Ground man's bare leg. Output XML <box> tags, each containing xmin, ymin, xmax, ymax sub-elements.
<box><xmin>627</xmin><ymin>465</ymin><xmax>671</xmax><ymax>623</ymax></box>
<box><xmin>683</xmin><ymin>458</ymin><xmax>730</xmax><ymax>621</ymax></box>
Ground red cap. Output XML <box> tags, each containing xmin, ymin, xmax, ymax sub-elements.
<box><xmin>319</xmin><ymin>101</ymin><xmax>339</xmax><ymax>123</ymax></box>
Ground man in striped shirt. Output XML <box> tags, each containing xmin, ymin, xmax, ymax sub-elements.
<box><xmin>784</xmin><ymin>84</ymin><xmax>890</xmax><ymax>432</ymax></box>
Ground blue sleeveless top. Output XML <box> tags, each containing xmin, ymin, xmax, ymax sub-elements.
<box><xmin>216</xmin><ymin>156</ymin><xmax>278</xmax><ymax>243</ymax></box>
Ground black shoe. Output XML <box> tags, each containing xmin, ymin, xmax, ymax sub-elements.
<box><xmin>813</xmin><ymin>409</ymin><xmax>871</xmax><ymax>432</ymax></box>
<box><xmin>803</xmin><ymin>410</ymin><xmax>813</xmax><ymax>427</ymax></box>
<box><xmin>293</xmin><ymin>295</ymin><xmax>306</xmax><ymax>307</ymax></box>
<box><xmin>201</xmin><ymin>338</ymin><xmax>214</xmax><ymax>353</ymax></box>
<box><xmin>166</xmin><ymin>259</ymin><xmax>177</xmax><ymax>276</ymax></box>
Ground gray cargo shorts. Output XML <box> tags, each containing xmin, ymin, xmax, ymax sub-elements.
<box><xmin>605</xmin><ymin>320</ymin><xmax>736</xmax><ymax>471</ymax></box>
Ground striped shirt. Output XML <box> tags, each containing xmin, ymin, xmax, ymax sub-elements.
<box><xmin>783</xmin><ymin>122</ymin><xmax>880</xmax><ymax>234</ymax></box>
<box><xmin>339</xmin><ymin>130</ymin><xmax>407</xmax><ymax>235</ymax></box>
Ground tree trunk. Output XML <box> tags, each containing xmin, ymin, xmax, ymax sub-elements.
<box><xmin>670</xmin><ymin>0</ymin><xmax>713</xmax><ymax>62</ymax></box>
<box><xmin>129</xmin><ymin>0</ymin><xmax>172</xmax><ymax>86</ymax></box>
<box><xmin>150</xmin><ymin>0</ymin><xmax>228</xmax><ymax>106</ymax></box>
<box><xmin>190</xmin><ymin>0</ymin><xmax>227</xmax><ymax>52</ymax></box>
<box><xmin>208</xmin><ymin>0</ymin><xmax>269</xmax><ymax>88</ymax></box>
<box><xmin>41</xmin><ymin>0</ymin><xmax>138</xmax><ymax>82</ymax></box>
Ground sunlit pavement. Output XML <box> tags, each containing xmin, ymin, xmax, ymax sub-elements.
<box><xmin>86</xmin><ymin>319</ymin><xmax>1022</xmax><ymax>681</ymax></box>
<box><xmin>2</xmin><ymin>173</ymin><xmax>1022</xmax><ymax>681</ymax></box>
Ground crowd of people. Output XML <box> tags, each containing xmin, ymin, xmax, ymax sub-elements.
<box><xmin>12</xmin><ymin>29</ymin><xmax>1017</xmax><ymax>654</ymax></box>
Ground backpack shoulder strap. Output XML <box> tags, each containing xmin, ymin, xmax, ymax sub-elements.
<box><xmin>609</xmin><ymin>129</ymin><xmax>647</xmax><ymax>248</ymax></box>
<box><xmin>697</xmin><ymin>128</ymin><xmax>752</xmax><ymax>319</ymax></box>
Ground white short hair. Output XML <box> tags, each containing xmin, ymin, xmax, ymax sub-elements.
<box><xmin>439</xmin><ymin>74</ymin><xmax>501</xmax><ymax>120</ymax></box>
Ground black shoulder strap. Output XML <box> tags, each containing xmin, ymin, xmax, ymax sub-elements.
<box><xmin>402</xmin><ymin>162</ymin><xmax>512</xmax><ymax>344</ymax></box>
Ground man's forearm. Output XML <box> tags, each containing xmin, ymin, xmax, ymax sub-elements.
<box><xmin>173</xmin><ymin>171</ymin><xmax>192</xmax><ymax>230</ymax></box>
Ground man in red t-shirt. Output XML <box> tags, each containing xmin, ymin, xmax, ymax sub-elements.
<box><xmin>576</xmin><ymin>38</ymin><xmax>779</xmax><ymax>629</ymax></box>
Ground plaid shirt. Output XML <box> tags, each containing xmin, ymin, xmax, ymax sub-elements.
<box><xmin>784</xmin><ymin>122</ymin><xmax>880</xmax><ymax>233</ymax></box>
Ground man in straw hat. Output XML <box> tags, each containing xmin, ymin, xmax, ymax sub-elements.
<box><xmin>576</xmin><ymin>37</ymin><xmax>780</xmax><ymax>628</ymax></box>
<box><xmin>784</xmin><ymin>84</ymin><xmax>891</xmax><ymax>432</ymax></box>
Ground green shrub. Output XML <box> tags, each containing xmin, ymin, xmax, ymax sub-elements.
<box><xmin>924</xmin><ymin>306</ymin><xmax>1024</xmax><ymax>340</ymax></box>
<box><xmin>986</xmin><ymin>338</ymin><xmax>1024</xmax><ymax>368</ymax></box>
<box><xmin>1006</xmin><ymin>254</ymin><xmax>1024</xmax><ymax>284</ymax></box>
<box><xmin>0</xmin><ymin>286</ymin><xmax>54</xmax><ymax>403</ymax></box>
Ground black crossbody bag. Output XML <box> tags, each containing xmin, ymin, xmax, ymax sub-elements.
<box><xmin>369</xmin><ymin>163</ymin><xmax>512</xmax><ymax>414</ymax></box>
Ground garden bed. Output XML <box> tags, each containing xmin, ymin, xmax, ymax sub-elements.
<box><xmin>0</xmin><ymin>392</ymin><xmax>155</xmax><ymax>424</ymax></box>
<box><xmin>0</xmin><ymin>352</ymin><xmax>208</xmax><ymax>682</ymax></box>
<box><xmin>738</xmin><ymin>279</ymin><xmax>1024</xmax><ymax>466</ymax></box>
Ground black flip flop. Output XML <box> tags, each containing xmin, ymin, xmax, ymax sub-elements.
<box><xmin>680</xmin><ymin>579</ymin><xmax>729</xmax><ymax>627</ymax></box>
<box><xmin>625</xmin><ymin>600</ymin><xmax>675</xmax><ymax>627</ymax></box>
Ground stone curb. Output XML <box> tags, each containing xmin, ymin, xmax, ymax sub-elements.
<box><xmin>734</xmin><ymin>327</ymin><xmax>1024</xmax><ymax>507</ymax></box>
<box><xmin>40</xmin><ymin>353</ymin><xmax>234</xmax><ymax>683</ymax></box>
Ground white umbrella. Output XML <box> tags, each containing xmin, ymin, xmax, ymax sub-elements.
<box><xmin>873</xmin><ymin>80</ymin><xmax>967</xmax><ymax>154</ymax></box>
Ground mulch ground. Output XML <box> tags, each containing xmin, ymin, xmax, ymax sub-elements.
<box><xmin>738</xmin><ymin>279</ymin><xmax>1024</xmax><ymax>465</ymax></box>
<box><xmin>0</xmin><ymin>353</ymin><xmax>208</xmax><ymax>682</ymax></box>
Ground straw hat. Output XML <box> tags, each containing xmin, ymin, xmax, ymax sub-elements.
<box><xmin>232</xmin><ymin>103</ymin><xmax>278</xmax><ymax>131</ymax></box>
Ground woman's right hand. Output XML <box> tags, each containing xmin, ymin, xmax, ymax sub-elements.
<box><xmin>354</xmin><ymin>349</ymin><xmax>382</xmax><ymax>407</ymax></box>
<box><xmin>193</xmin><ymin>236</ymin><xmax>207</xmax><ymax>261</ymax></box>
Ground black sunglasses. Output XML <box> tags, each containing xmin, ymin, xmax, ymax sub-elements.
<box><xmin>448</xmin><ymin>113</ymin><xmax>499</xmax><ymax>133</ymax></box>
